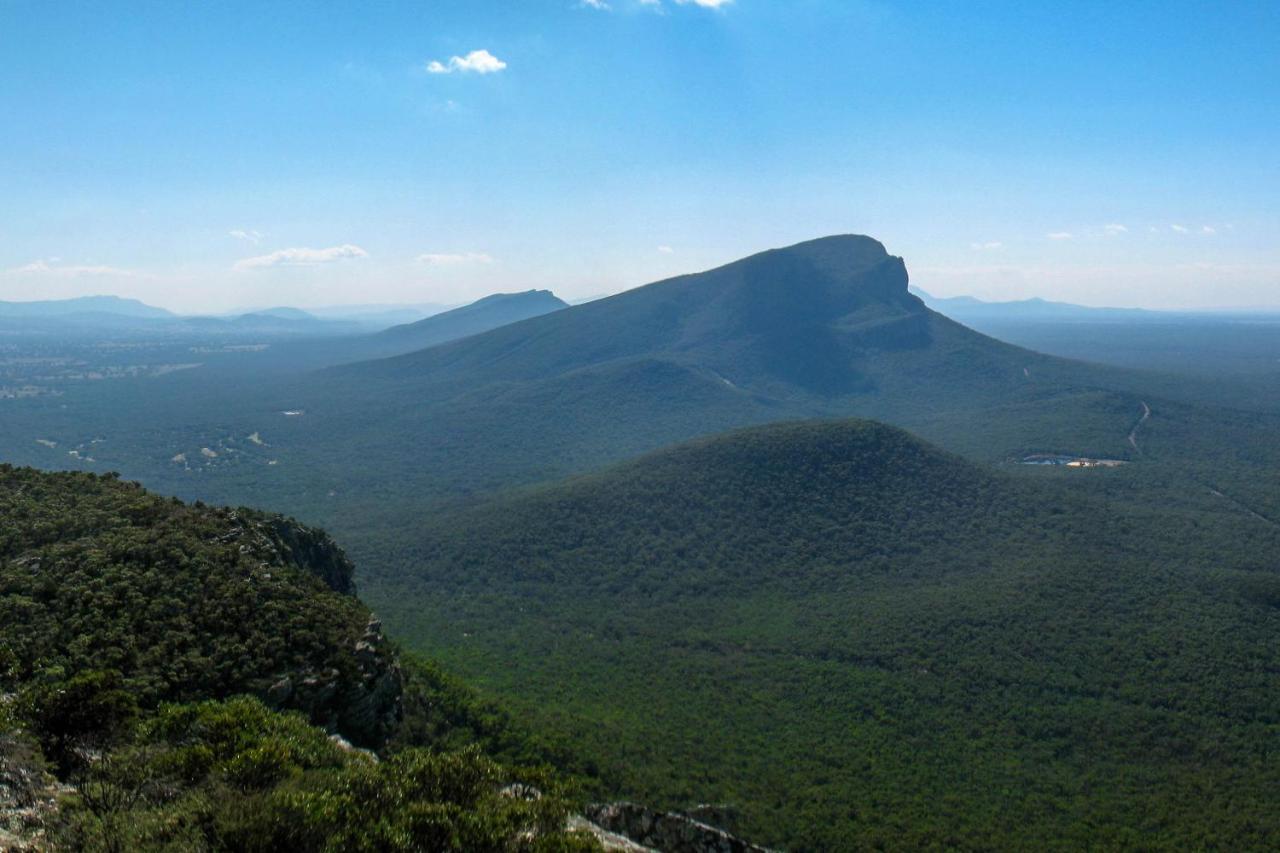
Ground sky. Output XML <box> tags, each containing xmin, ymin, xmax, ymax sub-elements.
<box><xmin>1</xmin><ymin>0</ymin><xmax>1277</xmax><ymax>313</ymax></box>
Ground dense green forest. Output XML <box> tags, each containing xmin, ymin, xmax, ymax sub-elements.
<box><xmin>361</xmin><ymin>420</ymin><xmax>1280</xmax><ymax>849</ymax></box>
<box><xmin>0</xmin><ymin>465</ymin><xmax>599</xmax><ymax>851</ymax></box>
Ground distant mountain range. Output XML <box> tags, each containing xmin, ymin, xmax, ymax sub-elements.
<box><xmin>0</xmin><ymin>294</ymin><xmax>174</xmax><ymax>319</ymax></box>
<box><xmin>0</xmin><ymin>292</ymin><xmax>569</xmax><ymax>345</ymax></box>
<box><xmin>911</xmin><ymin>289</ymin><xmax>1160</xmax><ymax>322</ymax></box>
<box><xmin>912</xmin><ymin>288</ymin><xmax>1280</xmax><ymax>324</ymax></box>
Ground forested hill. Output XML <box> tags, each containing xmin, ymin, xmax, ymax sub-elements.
<box><xmin>0</xmin><ymin>464</ymin><xmax>399</xmax><ymax>746</ymax></box>
<box><xmin>399</xmin><ymin>418</ymin><xmax>1009</xmax><ymax>595</ymax></box>
<box><xmin>0</xmin><ymin>465</ymin><xmax>602</xmax><ymax>851</ymax></box>
<box><xmin>367</xmin><ymin>418</ymin><xmax>1280</xmax><ymax>850</ymax></box>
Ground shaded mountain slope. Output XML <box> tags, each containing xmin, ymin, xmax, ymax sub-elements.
<box><xmin>342</xmin><ymin>236</ymin><xmax>986</xmax><ymax>394</ymax></box>
<box><xmin>377</xmin><ymin>289</ymin><xmax>568</xmax><ymax>350</ymax></box>
<box><xmin>323</xmin><ymin>236</ymin><xmax>1134</xmax><ymax>431</ymax></box>
<box><xmin>365</xmin><ymin>419</ymin><xmax>1280</xmax><ymax>850</ymax></box>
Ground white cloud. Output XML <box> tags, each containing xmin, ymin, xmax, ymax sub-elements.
<box><xmin>229</xmin><ymin>229</ymin><xmax>263</xmax><ymax>244</ymax></box>
<box><xmin>580</xmin><ymin>0</ymin><xmax>611</xmax><ymax>8</ymax></box>
<box><xmin>1171</xmin><ymin>224</ymin><xmax>1189</xmax><ymax>233</ymax></box>
<box><xmin>234</xmin><ymin>244</ymin><xmax>368</xmax><ymax>271</ymax></box>
<box><xmin>426</xmin><ymin>49</ymin><xmax>507</xmax><ymax>75</ymax></box>
<box><xmin>969</xmin><ymin>241</ymin><xmax>1003</xmax><ymax>251</ymax></box>
<box><xmin>657</xmin><ymin>245</ymin><xmax>675</xmax><ymax>254</ymax></box>
<box><xmin>8</xmin><ymin>259</ymin><xmax>140</xmax><ymax>277</ymax></box>
<box><xmin>1046</xmin><ymin>232</ymin><xmax>1073</xmax><ymax>241</ymax></box>
<box><xmin>416</xmin><ymin>252</ymin><xmax>495</xmax><ymax>266</ymax></box>
<box><xmin>1104</xmin><ymin>223</ymin><xmax>1127</xmax><ymax>235</ymax></box>
<box><xmin>1201</xmin><ymin>225</ymin><xmax>1216</xmax><ymax>235</ymax></box>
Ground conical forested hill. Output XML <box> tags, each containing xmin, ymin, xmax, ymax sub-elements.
<box><xmin>366</xmin><ymin>418</ymin><xmax>1280</xmax><ymax>850</ymax></box>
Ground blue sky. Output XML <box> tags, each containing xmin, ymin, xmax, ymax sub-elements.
<box><xmin>1</xmin><ymin>0</ymin><xmax>1277</xmax><ymax>311</ymax></box>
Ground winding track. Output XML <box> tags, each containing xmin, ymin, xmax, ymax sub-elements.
<box><xmin>1128</xmin><ymin>401</ymin><xmax>1151</xmax><ymax>453</ymax></box>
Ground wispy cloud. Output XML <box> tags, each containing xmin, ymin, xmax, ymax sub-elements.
<box><xmin>234</xmin><ymin>244</ymin><xmax>368</xmax><ymax>271</ymax></box>
<box><xmin>229</xmin><ymin>229</ymin><xmax>263</xmax><ymax>244</ymax></box>
<box><xmin>1104</xmin><ymin>223</ymin><xmax>1127</xmax><ymax>235</ymax></box>
<box><xmin>416</xmin><ymin>252</ymin><xmax>495</xmax><ymax>266</ymax></box>
<box><xmin>657</xmin><ymin>245</ymin><xmax>675</xmax><ymax>254</ymax></box>
<box><xmin>1201</xmin><ymin>225</ymin><xmax>1216</xmax><ymax>235</ymax></box>
<box><xmin>1046</xmin><ymin>232</ymin><xmax>1073</xmax><ymax>241</ymax></box>
<box><xmin>969</xmin><ymin>241</ymin><xmax>1003</xmax><ymax>251</ymax></box>
<box><xmin>8</xmin><ymin>259</ymin><xmax>141</xmax><ymax>278</ymax></box>
<box><xmin>641</xmin><ymin>0</ymin><xmax>733</xmax><ymax>9</ymax></box>
<box><xmin>1170</xmin><ymin>224</ymin><xmax>1189</xmax><ymax>233</ymax></box>
<box><xmin>580</xmin><ymin>0</ymin><xmax>611</xmax><ymax>8</ymax></box>
<box><xmin>426</xmin><ymin>50</ymin><xmax>507</xmax><ymax>75</ymax></box>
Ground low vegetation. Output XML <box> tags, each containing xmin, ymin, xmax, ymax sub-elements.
<box><xmin>0</xmin><ymin>465</ymin><xmax>598</xmax><ymax>851</ymax></box>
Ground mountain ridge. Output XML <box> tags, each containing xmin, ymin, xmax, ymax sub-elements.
<box><xmin>0</xmin><ymin>295</ymin><xmax>173</xmax><ymax>319</ymax></box>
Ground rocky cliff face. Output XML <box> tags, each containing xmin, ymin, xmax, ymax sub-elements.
<box><xmin>209</xmin><ymin>508</ymin><xmax>402</xmax><ymax>748</ymax></box>
<box><xmin>215</xmin><ymin>507</ymin><xmax>358</xmax><ymax>595</ymax></box>
<box><xmin>264</xmin><ymin>615</ymin><xmax>403</xmax><ymax>749</ymax></box>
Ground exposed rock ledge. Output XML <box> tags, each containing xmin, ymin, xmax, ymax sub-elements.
<box><xmin>584</xmin><ymin>802</ymin><xmax>774</xmax><ymax>853</ymax></box>
<box><xmin>0</xmin><ymin>723</ymin><xmax>60</xmax><ymax>852</ymax></box>
<box><xmin>263</xmin><ymin>615</ymin><xmax>403</xmax><ymax>750</ymax></box>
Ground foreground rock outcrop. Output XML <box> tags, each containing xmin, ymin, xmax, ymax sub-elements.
<box><xmin>0</xmin><ymin>725</ymin><xmax>59</xmax><ymax>852</ymax></box>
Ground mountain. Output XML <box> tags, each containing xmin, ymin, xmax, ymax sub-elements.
<box><xmin>178</xmin><ymin>311</ymin><xmax>361</xmax><ymax>334</ymax></box>
<box><xmin>262</xmin><ymin>235</ymin><xmax>1153</xmax><ymax>507</ymax></box>
<box><xmin>244</xmin><ymin>306</ymin><xmax>319</xmax><ymax>321</ymax></box>
<box><xmin>370</xmin><ymin>418</ymin><xmax>1280</xmax><ymax>849</ymax></box>
<box><xmin>0</xmin><ymin>295</ymin><xmax>173</xmax><ymax>319</ymax></box>
<box><xmin>353</xmin><ymin>236</ymin><xmax>932</xmax><ymax>391</ymax></box>
<box><xmin>377</xmin><ymin>289</ymin><xmax>568</xmax><ymax>349</ymax></box>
